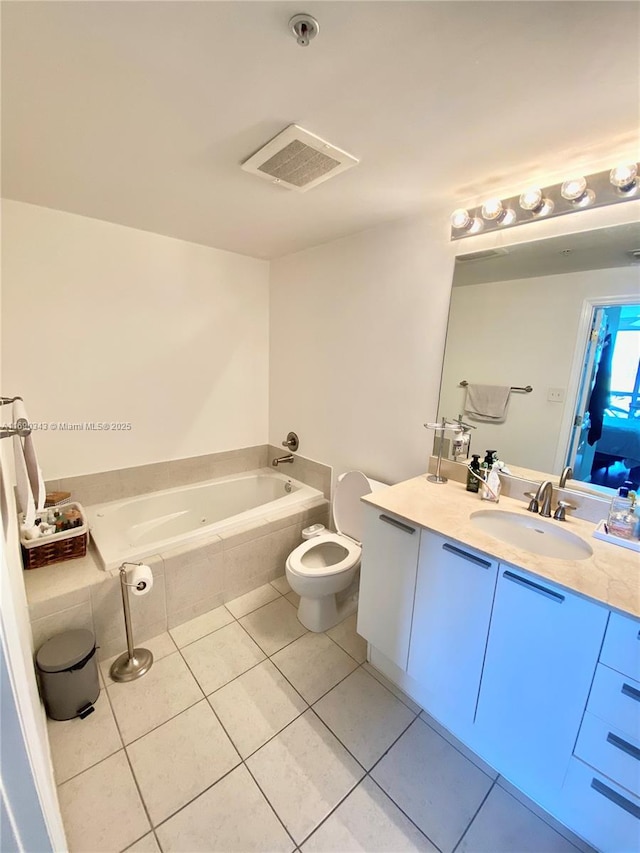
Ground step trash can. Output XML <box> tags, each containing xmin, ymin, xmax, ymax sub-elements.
<box><xmin>36</xmin><ymin>629</ymin><xmax>100</xmax><ymax>721</ymax></box>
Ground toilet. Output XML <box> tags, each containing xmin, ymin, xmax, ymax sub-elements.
<box><xmin>286</xmin><ymin>471</ymin><xmax>386</xmax><ymax>632</ymax></box>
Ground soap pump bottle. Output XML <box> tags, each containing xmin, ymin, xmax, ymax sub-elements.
<box><xmin>481</xmin><ymin>461</ymin><xmax>502</xmax><ymax>503</ymax></box>
<box><xmin>607</xmin><ymin>481</ymin><xmax>635</xmax><ymax>539</ymax></box>
<box><xmin>466</xmin><ymin>455</ymin><xmax>481</xmax><ymax>493</ymax></box>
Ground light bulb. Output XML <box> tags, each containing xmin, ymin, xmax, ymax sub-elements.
<box><xmin>610</xmin><ymin>163</ymin><xmax>638</xmax><ymax>192</ymax></box>
<box><xmin>561</xmin><ymin>177</ymin><xmax>594</xmax><ymax>207</ymax></box>
<box><xmin>481</xmin><ymin>198</ymin><xmax>504</xmax><ymax>220</ymax></box>
<box><xmin>451</xmin><ymin>209</ymin><xmax>471</xmax><ymax>230</ymax></box>
<box><xmin>499</xmin><ymin>208</ymin><xmax>517</xmax><ymax>226</ymax></box>
<box><xmin>519</xmin><ymin>188</ymin><xmax>554</xmax><ymax>216</ymax></box>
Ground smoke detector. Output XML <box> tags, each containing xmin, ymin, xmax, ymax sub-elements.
<box><xmin>241</xmin><ymin>125</ymin><xmax>359</xmax><ymax>192</ymax></box>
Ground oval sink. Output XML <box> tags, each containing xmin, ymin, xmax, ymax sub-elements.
<box><xmin>470</xmin><ymin>510</ymin><xmax>593</xmax><ymax>561</ymax></box>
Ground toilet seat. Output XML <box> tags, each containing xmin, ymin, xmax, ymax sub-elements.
<box><xmin>286</xmin><ymin>532</ymin><xmax>361</xmax><ymax>579</ymax></box>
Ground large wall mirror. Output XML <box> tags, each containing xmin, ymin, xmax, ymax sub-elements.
<box><xmin>437</xmin><ymin>221</ymin><xmax>640</xmax><ymax>496</ymax></box>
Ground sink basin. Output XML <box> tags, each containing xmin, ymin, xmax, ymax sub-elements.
<box><xmin>470</xmin><ymin>510</ymin><xmax>593</xmax><ymax>561</ymax></box>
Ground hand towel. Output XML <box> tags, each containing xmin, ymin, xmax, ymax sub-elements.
<box><xmin>464</xmin><ymin>384</ymin><xmax>511</xmax><ymax>423</ymax></box>
<box><xmin>13</xmin><ymin>400</ymin><xmax>45</xmax><ymax>524</ymax></box>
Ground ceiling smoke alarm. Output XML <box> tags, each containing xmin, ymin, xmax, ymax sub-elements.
<box><xmin>241</xmin><ymin>125</ymin><xmax>359</xmax><ymax>192</ymax></box>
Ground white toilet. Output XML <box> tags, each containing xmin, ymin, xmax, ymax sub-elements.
<box><xmin>286</xmin><ymin>471</ymin><xmax>385</xmax><ymax>632</ymax></box>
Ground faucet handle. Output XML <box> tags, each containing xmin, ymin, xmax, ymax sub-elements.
<box><xmin>524</xmin><ymin>492</ymin><xmax>539</xmax><ymax>513</ymax></box>
<box><xmin>553</xmin><ymin>501</ymin><xmax>576</xmax><ymax>522</ymax></box>
<box><xmin>281</xmin><ymin>432</ymin><xmax>299</xmax><ymax>451</ymax></box>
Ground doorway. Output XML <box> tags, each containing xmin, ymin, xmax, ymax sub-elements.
<box><xmin>567</xmin><ymin>302</ymin><xmax>640</xmax><ymax>490</ymax></box>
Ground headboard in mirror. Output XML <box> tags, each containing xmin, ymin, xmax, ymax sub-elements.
<box><xmin>437</xmin><ymin>220</ymin><xmax>640</xmax><ymax>496</ymax></box>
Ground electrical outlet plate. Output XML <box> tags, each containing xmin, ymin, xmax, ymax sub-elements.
<box><xmin>548</xmin><ymin>388</ymin><xmax>565</xmax><ymax>403</ymax></box>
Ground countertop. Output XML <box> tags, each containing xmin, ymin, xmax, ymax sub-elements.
<box><xmin>362</xmin><ymin>476</ymin><xmax>640</xmax><ymax>620</ymax></box>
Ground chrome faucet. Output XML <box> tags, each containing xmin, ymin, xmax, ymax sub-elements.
<box><xmin>525</xmin><ymin>480</ymin><xmax>554</xmax><ymax>517</ymax></box>
<box><xmin>272</xmin><ymin>454</ymin><xmax>294</xmax><ymax>467</ymax></box>
<box><xmin>559</xmin><ymin>466</ymin><xmax>573</xmax><ymax>488</ymax></box>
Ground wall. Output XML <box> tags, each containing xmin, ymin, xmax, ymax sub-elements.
<box><xmin>1</xmin><ymin>200</ymin><xmax>270</xmax><ymax>479</ymax></box>
<box><xmin>438</xmin><ymin>267</ymin><xmax>639</xmax><ymax>473</ymax></box>
<box><xmin>269</xmin><ymin>211</ymin><xmax>455</xmax><ymax>485</ymax></box>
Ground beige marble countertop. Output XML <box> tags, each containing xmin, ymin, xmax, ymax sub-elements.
<box><xmin>363</xmin><ymin>476</ymin><xmax>640</xmax><ymax>620</ymax></box>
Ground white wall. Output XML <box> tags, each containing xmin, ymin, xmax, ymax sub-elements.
<box><xmin>269</xmin><ymin>211</ymin><xmax>456</xmax><ymax>485</ymax></box>
<box><xmin>439</xmin><ymin>267</ymin><xmax>639</xmax><ymax>473</ymax></box>
<box><xmin>1</xmin><ymin>200</ymin><xmax>270</xmax><ymax>479</ymax></box>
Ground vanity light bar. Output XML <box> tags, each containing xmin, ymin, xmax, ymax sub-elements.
<box><xmin>450</xmin><ymin>163</ymin><xmax>639</xmax><ymax>240</ymax></box>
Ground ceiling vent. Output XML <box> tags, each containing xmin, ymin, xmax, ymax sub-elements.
<box><xmin>241</xmin><ymin>125</ymin><xmax>359</xmax><ymax>192</ymax></box>
<box><xmin>457</xmin><ymin>248</ymin><xmax>510</xmax><ymax>262</ymax></box>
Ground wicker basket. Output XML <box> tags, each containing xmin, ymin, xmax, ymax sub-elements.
<box><xmin>21</xmin><ymin>502</ymin><xmax>88</xmax><ymax>570</ymax></box>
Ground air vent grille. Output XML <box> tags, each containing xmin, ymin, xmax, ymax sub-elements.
<box><xmin>242</xmin><ymin>125</ymin><xmax>358</xmax><ymax>192</ymax></box>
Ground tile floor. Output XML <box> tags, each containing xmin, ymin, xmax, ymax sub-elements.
<box><xmin>48</xmin><ymin>577</ymin><xmax>594</xmax><ymax>853</ymax></box>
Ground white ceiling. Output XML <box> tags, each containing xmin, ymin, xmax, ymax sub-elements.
<box><xmin>2</xmin><ymin>1</ymin><xmax>639</xmax><ymax>259</ymax></box>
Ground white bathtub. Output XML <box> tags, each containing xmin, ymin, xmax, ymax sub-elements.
<box><xmin>88</xmin><ymin>470</ymin><xmax>323</xmax><ymax>571</ymax></box>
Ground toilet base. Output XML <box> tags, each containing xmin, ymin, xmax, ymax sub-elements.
<box><xmin>297</xmin><ymin>591</ymin><xmax>358</xmax><ymax>633</ymax></box>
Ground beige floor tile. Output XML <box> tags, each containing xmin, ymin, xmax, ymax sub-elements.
<box><xmin>270</xmin><ymin>574</ymin><xmax>292</xmax><ymax>594</ymax></box>
<box><xmin>208</xmin><ymin>660</ymin><xmax>307</xmax><ymax>758</ymax></box>
<box><xmin>47</xmin><ymin>690</ymin><xmax>122</xmax><ymax>783</ymax></box>
<box><xmin>314</xmin><ymin>668</ymin><xmax>415</xmax><ymax>769</ymax></box>
<box><xmin>326</xmin><ymin>613</ymin><xmax>367</xmax><ymax>663</ymax></box>
<box><xmin>180</xmin><ymin>621</ymin><xmax>265</xmax><ymax>694</ymax></box>
<box><xmin>127</xmin><ymin>700</ymin><xmax>239</xmax><ymax>825</ymax></box>
<box><xmin>246</xmin><ymin>710</ymin><xmax>364</xmax><ymax>844</ymax></box>
<box><xmin>302</xmin><ymin>776</ymin><xmax>436</xmax><ymax>852</ymax></box>
<box><xmin>371</xmin><ymin>718</ymin><xmax>493</xmax><ymax>853</ymax></box>
<box><xmin>419</xmin><ymin>710</ymin><xmax>498</xmax><ymax>780</ymax></box>
<box><xmin>271</xmin><ymin>632</ymin><xmax>358</xmax><ymax>703</ymax></box>
<box><xmin>457</xmin><ymin>784</ymin><xmax>580</xmax><ymax>853</ymax></box>
<box><xmin>362</xmin><ymin>662</ymin><xmax>422</xmax><ymax>714</ymax></box>
<box><xmin>124</xmin><ymin>833</ymin><xmax>161</xmax><ymax>852</ymax></box>
<box><xmin>239</xmin><ymin>597</ymin><xmax>306</xmax><ymax>655</ymax></box>
<box><xmin>107</xmin><ymin>652</ymin><xmax>203</xmax><ymax>744</ymax></box>
<box><xmin>168</xmin><ymin>605</ymin><xmax>234</xmax><ymax>648</ymax></box>
<box><xmin>285</xmin><ymin>590</ymin><xmax>301</xmax><ymax>607</ymax></box>
<box><xmin>225</xmin><ymin>583</ymin><xmax>281</xmax><ymax>618</ymax></box>
<box><xmin>156</xmin><ymin>764</ymin><xmax>293</xmax><ymax>853</ymax></box>
<box><xmin>58</xmin><ymin>751</ymin><xmax>150</xmax><ymax>852</ymax></box>
<box><xmin>100</xmin><ymin>632</ymin><xmax>177</xmax><ymax>683</ymax></box>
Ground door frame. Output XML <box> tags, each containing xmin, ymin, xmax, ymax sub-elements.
<box><xmin>553</xmin><ymin>292</ymin><xmax>640</xmax><ymax>475</ymax></box>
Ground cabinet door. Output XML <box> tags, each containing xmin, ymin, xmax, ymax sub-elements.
<box><xmin>474</xmin><ymin>567</ymin><xmax>608</xmax><ymax>795</ymax></box>
<box><xmin>407</xmin><ymin>532</ymin><xmax>498</xmax><ymax>738</ymax></box>
<box><xmin>357</xmin><ymin>504</ymin><xmax>420</xmax><ymax>669</ymax></box>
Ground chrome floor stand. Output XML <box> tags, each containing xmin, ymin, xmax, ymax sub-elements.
<box><xmin>110</xmin><ymin>564</ymin><xmax>153</xmax><ymax>683</ymax></box>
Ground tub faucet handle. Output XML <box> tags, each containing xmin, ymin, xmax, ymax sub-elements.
<box><xmin>282</xmin><ymin>432</ymin><xmax>299</xmax><ymax>452</ymax></box>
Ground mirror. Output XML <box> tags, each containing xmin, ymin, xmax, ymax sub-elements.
<box><xmin>437</xmin><ymin>221</ymin><xmax>640</xmax><ymax>496</ymax></box>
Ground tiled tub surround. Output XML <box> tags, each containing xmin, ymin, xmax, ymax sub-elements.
<box><xmin>45</xmin><ymin>444</ymin><xmax>332</xmax><ymax>507</ymax></box>
<box><xmin>48</xmin><ymin>587</ymin><xmax>592</xmax><ymax>853</ymax></box>
<box><xmin>27</xmin><ymin>494</ymin><xmax>329</xmax><ymax>661</ymax></box>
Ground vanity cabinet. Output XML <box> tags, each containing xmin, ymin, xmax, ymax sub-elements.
<box><xmin>357</xmin><ymin>504</ymin><xmax>420</xmax><ymax>669</ymax></box>
<box><xmin>407</xmin><ymin>531</ymin><xmax>498</xmax><ymax>739</ymax></box>
<box><xmin>473</xmin><ymin>567</ymin><xmax>608</xmax><ymax>796</ymax></box>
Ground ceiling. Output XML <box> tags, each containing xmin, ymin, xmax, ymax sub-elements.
<box><xmin>2</xmin><ymin>1</ymin><xmax>639</xmax><ymax>259</ymax></box>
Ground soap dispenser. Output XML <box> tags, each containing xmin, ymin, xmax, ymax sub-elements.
<box><xmin>466</xmin><ymin>455</ymin><xmax>481</xmax><ymax>493</ymax></box>
<box><xmin>607</xmin><ymin>481</ymin><xmax>635</xmax><ymax>539</ymax></box>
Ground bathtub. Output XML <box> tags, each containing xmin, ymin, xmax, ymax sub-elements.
<box><xmin>88</xmin><ymin>469</ymin><xmax>323</xmax><ymax>571</ymax></box>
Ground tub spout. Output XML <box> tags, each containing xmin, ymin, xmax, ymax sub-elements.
<box><xmin>272</xmin><ymin>454</ymin><xmax>294</xmax><ymax>466</ymax></box>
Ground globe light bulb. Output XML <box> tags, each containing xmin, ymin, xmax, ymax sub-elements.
<box><xmin>481</xmin><ymin>198</ymin><xmax>504</xmax><ymax>220</ymax></box>
<box><xmin>451</xmin><ymin>209</ymin><xmax>471</xmax><ymax>230</ymax></box>
<box><xmin>519</xmin><ymin>188</ymin><xmax>542</xmax><ymax>210</ymax></box>
<box><xmin>610</xmin><ymin>164</ymin><xmax>638</xmax><ymax>192</ymax></box>
<box><xmin>561</xmin><ymin>177</ymin><xmax>594</xmax><ymax>207</ymax></box>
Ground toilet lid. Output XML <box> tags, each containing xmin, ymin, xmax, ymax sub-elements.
<box><xmin>333</xmin><ymin>471</ymin><xmax>372</xmax><ymax>541</ymax></box>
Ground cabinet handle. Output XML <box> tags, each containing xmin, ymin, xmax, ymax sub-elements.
<box><xmin>607</xmin><ymin>732</ymin><xmax>640</xmax><ymax>762</ymax></box>
<box><xmin>442</xmin><ymin>542</ymin><xmax>491</xmax><ymax>569</ymax></box>
<box><xmin>379</xmin><ymin>514</ymin><xmax>415</xmax><ymax>535</ymax></box>
<box><xmin>590</xmin><ymin>778</ymin><xmax>640</xmax><ymax>819</ymax></box>
<box><xmin>622</xmin><ymin>683</ymin><xmax>640</xmax><ymax>703</ymax></box>
<box><xmin>502</xmin><ymin>571</ymin><xmax>564</xmax><ymax>603</ymax></box>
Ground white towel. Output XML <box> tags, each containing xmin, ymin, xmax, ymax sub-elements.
<box><xmin>464</xmin><ymin>384</ymin><xmax>511</xmax><ymax>423</ymax></box>
<box><xmin>13</xmin><ymin>400</ymin><xmax>45</xmax><ymax>525</ymax></box>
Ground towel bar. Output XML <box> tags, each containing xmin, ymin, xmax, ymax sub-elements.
<box><xmin>459</xmin><ymin>381</ymin><xmax>533</xmax><ymax>393</ymax></box>
<box><xmin>1</xmin><ymin>395</ymin><xmax>31</xmax><ymax>439</ymax></box>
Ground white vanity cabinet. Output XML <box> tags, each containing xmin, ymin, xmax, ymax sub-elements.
<box><xmin>407</xmin><ymin>531</ymin><xmax>498</xmax><ymax>739</ymax></box>
<box><xmin>357</xmin><ymin>503</ymin><xmax>420</xmax><ymax>669</ymax></box>
<box><xmin>473</xmin><ymin>567</ymin><xmax>608</xmax><ymax>796</ymax></box>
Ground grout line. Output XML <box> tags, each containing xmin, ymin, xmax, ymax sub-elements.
<box><xmin>451</xmin><ymin>777</ymin><xmax>496</xmax><ymax>853</ymax></box>
<box><xmin>242</xmin><ymin>761</ymin><xmax>298</xmax><ymax>850</ymax></box>
<box><xmin>415</xmin><ymin>713</ymin><xmax>497</xmax><ymax>781</ymax></box>
<box><xmin>365</xmin><ymin>773</ymin><xmax>444</xmax><ymax>853</ymax></box>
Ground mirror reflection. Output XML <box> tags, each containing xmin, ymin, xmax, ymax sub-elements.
<box><xmin>437</xmin><ymin>222</ymin><xmax>640</xmax><ymax>495</ymax></box>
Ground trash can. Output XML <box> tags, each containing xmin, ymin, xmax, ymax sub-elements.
<box><xmin>36</xmin><ymin>629</ymin><xmax>99</xmax><ymax>721</ymax></box>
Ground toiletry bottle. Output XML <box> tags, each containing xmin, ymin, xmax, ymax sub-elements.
<box><xmin>467</xmin><ymin>455</ymin><xmax>481</xmax><ymax>492</ymax></box>
<box><xmin>607</xmin><ymin>482</ymin><xmax>635</xmax><ymax>539</ymax></box>
<box><xmin>481</xmin><ymin>450</ymin><xmax>497</xmax><ymax>477</ymax></box>
<box><xmin>481</xmin><ymin>461</ymin><xmax>502</xmax><ymax>503</ymax></box>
